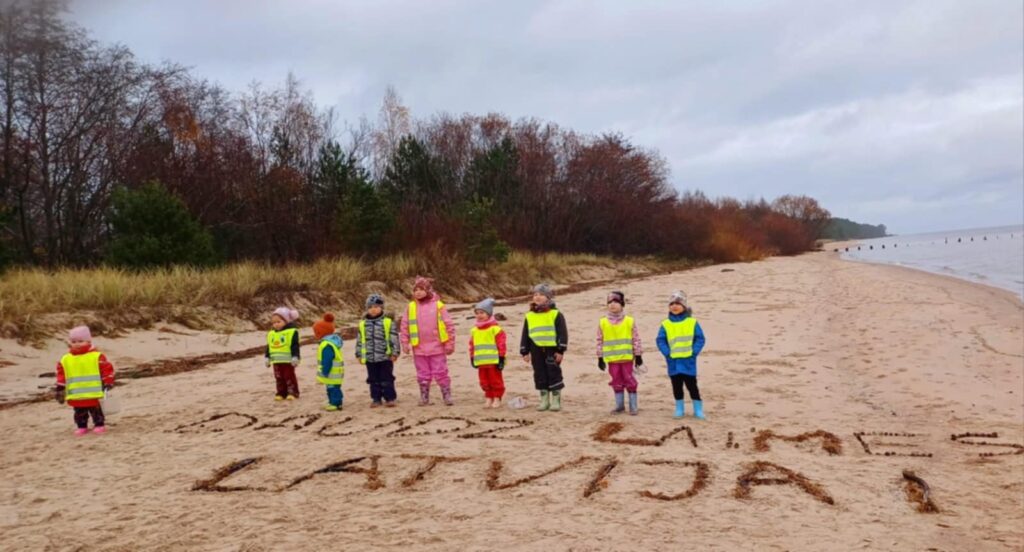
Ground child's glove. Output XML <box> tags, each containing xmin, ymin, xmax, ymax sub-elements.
<box><xmin>54</xmin><ymin>386</ymin><xmax>65</xmax><ymax>404</ymax></box>
<box><xmin>597</xmin><ymin>358</ymin><xmax>606</xmax><ymax>371</ymax></box>
<box><xmin>291</xmin><ymin>357</ymin><xmax>299</xmax><ymax>367</ymax></box>
<box><xmin>634</xmin><ymin>355</ymin><xmax>644</xmax><ymax>367</ymax></box>
<box><xmin>103</xmin><ymin>383</ymin><xmax>113</xmax><ymax>391</ymax></box>
<box><xmin>389</xmin><ymin>355</ymin><xmax>398</xmax><ymax>363</ymax></box>
<box><xmin>498</xmin><ymin>357</ymin><xmax>505</xmax><ymax>371</ymax></box>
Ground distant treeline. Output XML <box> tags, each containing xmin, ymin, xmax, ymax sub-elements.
<box><xmin>0</xmin><ymin>0</ymin><xmax>832</xmax><ymax>270</ymax></box>
<box><xmin>821</xmin><ymin>218</ymin><xmax>888</xmax><ymax>241</ymax></box>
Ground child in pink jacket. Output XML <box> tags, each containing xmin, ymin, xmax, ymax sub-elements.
<box><xmin>400</xmin><ymin>276</ymin><xmax>457</xmax><ymax>405</ymax></box>
<box><xmin>596</xmin><ymin>291</ymin><xmax>644</xmax><ymax>415</ymax></box>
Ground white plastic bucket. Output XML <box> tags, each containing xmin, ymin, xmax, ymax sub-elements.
<box><xmin>100</xmin><ymin>389</ymin><xmax>122</xmax><ymax>416</ymax></box>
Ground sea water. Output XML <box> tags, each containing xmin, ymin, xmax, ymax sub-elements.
<box><xmin>840</xmin><ymin>225</ymin><xmax>1024</xmax><ymax>299</ymax></box>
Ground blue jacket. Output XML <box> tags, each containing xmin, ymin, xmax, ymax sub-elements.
<box><xmin>655</xmin><ymin>310</ymin><xmax>705</xmax><ymax>377</ymax></box>
<box><xmin>319</xmin><ymin>334</ymin><xmax>343</xmax><ymax>378</ymax></box>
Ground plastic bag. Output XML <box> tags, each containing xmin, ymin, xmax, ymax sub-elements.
<box><xmin>633</xmin><ymin>363</ymin><xmax>648</xmax><ymax>378</ymax></box>
<box><xmin>100</xmin><ymin>389</ymin><xmax>122</xmax><ymax>416</ymax></box>
<box><xmin>507</xmin><ymin>396</ymin><xmax>528</xmax><ymax>410</ymax></box>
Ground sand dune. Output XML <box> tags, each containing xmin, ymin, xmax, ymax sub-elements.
<box><xmin>1</xmin><ymin>250</ymin><xmax>1022</xmax><ymax>551</ymax></box>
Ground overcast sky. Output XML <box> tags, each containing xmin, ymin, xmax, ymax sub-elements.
<box><xmin>68</xmin><ymin>0</ymin><xmax>1023</xmax><ymax>234</ymax></box>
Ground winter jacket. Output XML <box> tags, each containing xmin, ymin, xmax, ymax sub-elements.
<box><xmin>595</xmin><ymin>311</ymin><xmax>643</xmax><ymax>358</ymax></box>
<box><xmin>356</xmin><ymin>314</ymin><xmax>400</xmax><ymax>363</ymax></box>
<box><xmin>399</xmin><ymin>292</ymin><xmax>456</xmax><ymax>356</ymax></box>
<box><xmin>655</xmin><ymin>309</ymin><xmax>705</xmax><ymax>376</ymax></box>
<box><xmin>319</xmin><ymin>334</ymin><xmax>344</xmax><ymax>379</ymax></box>
<box><xmin>519</xmin><ymin>301</ymin><xmax>569</xmax><ymax>356</ymax></box>
<box><xmin>468</xmin><ymin>316</ymin><xmax>507</xmax><ymax>367</ymax></box>
<box><xmin>55</xmin><ymin>344</ymin><xmax>115</xmax><ymax>408</ymax></box>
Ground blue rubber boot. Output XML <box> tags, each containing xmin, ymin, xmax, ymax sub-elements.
<box><xmin>673</xmin><ymin>399</ymin><xmax>685</xmax><ymax>419</ymax></box>
<box><xmin>628</xmin><ymin>393</ymin><xmax>639</xmax><ymax>416</ymax></box>
<box><xmin>693</xmin><ymin>400</ymin><xmax>706</xmax><ymax>420</ymax></box>
<box><xmin>611</xmin><ymin>392</ymin><xmax>625</xmax><ymax>414</ymax></box>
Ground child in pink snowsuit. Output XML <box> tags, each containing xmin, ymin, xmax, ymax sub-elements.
<box><xmin>400</xmin><ymin>276</ymin><xmax>456</xmax><ymax>405</ymax></box>
<box><xmin>596</xmin><ymin>291</ymin><xmax>644</xmax><ymax>415</ymax></box>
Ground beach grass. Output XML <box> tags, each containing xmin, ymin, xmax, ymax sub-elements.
<box><xmin>0</xmin><ymin>250</ymin><xmax>700</xmax><ymax>342</ymax></box>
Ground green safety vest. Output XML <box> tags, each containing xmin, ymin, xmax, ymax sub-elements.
<box><xmin>600</xmin><ymin>316</ymin><xmax>635</xmax><ymax>363</ymax></box>
<box><xmin>267</xmin><ymin>328</ymin><xmax>298</xmax><ymax>364</ymax></box>
<box><xmin>358</xmin><ymin>317</ymin><xmax>393</xmax><ymax>362</ymax></box>
<box><xmin>61</xmin><ymin>351</ymin><xmax>105</xmax><ymax>401</ymax></box>
<box><xmin>407</xmin><ymin>300</ymin><xmax>449</xmax><ymax>347</ymax></box>
<box><xmin>661</xmin><ymin>317</ymin><xmax>697</xmax><ymax>358</ymax></box>
<box><xmin>471</xmin><ymin>325</ymin><xmax>502</xmax><ymax>367</ymax></box>
<box><xmin>525</xmin><ymin>309</ymin><xmax>559</xmax><ymax>347</ymax></box>
<box><xmin>316</xmin><ymin>340</ymin><xmax>344</xmax><ymax>385</ymax></box>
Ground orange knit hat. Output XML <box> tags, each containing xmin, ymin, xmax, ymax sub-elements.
<box><xmin>313</xmin><ymin>313</ymin><xmax>336</xmax><ymax>339</ymax></box>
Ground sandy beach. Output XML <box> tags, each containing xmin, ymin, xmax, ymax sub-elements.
<box><xmin>1</xmin><ymin>249</ymin><xmax>1022</xmax><ymax>551</ymax></box>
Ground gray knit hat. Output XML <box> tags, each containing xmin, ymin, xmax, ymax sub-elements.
<box><xmin>365</xmin><ymin>293</ymin><xmax>385</xmax><ymax>309</ymax></box>
<box><xmin>532</xmin><ymin>283</ymin><xmax>554</xmax><ymax>300</ymax></box>
<box><xmin>474</xmin><ymin>297</ymin><xmax>496</xmax><ymax>316</ymax></box>
<box><xmin>668</xmin><ymin>290</ymin><xmax>688</xmax><ymax>307</ymax></box>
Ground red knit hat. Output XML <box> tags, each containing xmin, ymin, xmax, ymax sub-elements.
<box><xmin>313</xmin><ymin>313</ymin><xmax>336</xmax><ymax>339</ymax></box>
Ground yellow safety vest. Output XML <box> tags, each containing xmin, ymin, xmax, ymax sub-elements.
<box><xmin>61</xmin><ymin>351</ymin><xmax>105</xmax><ymax>401</ymax></box>
<box><xmin>662</xmin><ymin>317</ymin><xmax>697</xmax><ymax>358</ymax></box>
<box><xmin>316</xmin><ymin>340</ymin><xmax>344</xmax><ymax>385</ymax></box>
<box><xmin>525</xmin><ymin>309</ymin><xmax>559</xmax><ymax>347</ymax></box>
<box><xmin>267</xmin><ymin>328</ymin><xmax>298</xmax><ymax>364</ymax></box>
<box><xmin>407</xmin><ymin>300</ymin><xmax>449</xmax><ymax>347</ymax></box>
<box><xmin>471</xmin><ymin>325</ymin><xmax>502</xmax><ymax>367</ymax></box>
<box><xmin>358</xmin><ymin>317</ymin><xmax>393</xmax><ymax>362</ymax></box>
<box><xmin>600</xmin><ymin>316</ymin><xmax>635</xmax><ymax>363</ymax></box>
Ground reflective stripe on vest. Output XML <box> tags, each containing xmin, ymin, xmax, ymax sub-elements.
<box><xmin>600</xmin><ymin>316</ymin><xmax>635</xmax><ymax>363</ymax></box>
<box><xmin>525</xmin><ymin>309</ymin><xmax>559</xmax><ymax>347</ymax></box>
<box><xmin>267</xmin><ymin>328</ymin><xmax>298</xmax><ymax>364</ymax></box>
<box><xmin>407</xmin><ymin>300</ymin><xmax>449</xmax><ymax>347</ymax></box>
<box><xmin>359</xmin><ymin>317</ymin><xmax>393</xmax><ymax>361</ymax></box>
<box><xmin>61</xmin><ymin>351</ymin><xmax>105</xmax><ymax>401</ymax></box>
<box><xmin>316</xmin><ymin>340</ymin><xmax>344</xmax><ymax>385</ymax></box>
<box><xmin>662</xmin><ymin>317</ymin><xmax>697</xmax><ymax>358</ymax></box>
<box><xmin>471</xmin><ymin>325</ymin><xmax>502</xmax><ymax>367</ymax></box>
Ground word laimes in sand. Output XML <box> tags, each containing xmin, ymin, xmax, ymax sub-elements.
<box><xmin>171</xmin><ymin>411</ymin><xmax>1024</xmax><ymax>459</ymax></box>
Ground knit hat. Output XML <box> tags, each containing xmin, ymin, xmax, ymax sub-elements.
<box><xmin>668</xmin><ymin>290</ymin><xmax>688</xmax><ymax>307</ymax></box>
<box><xmin>273</xmin><ymin>307</ymin><xmax>299</xmax><ymax>322</ymax></box>
<box><xmin>532</xmin><ymin>283</ymin><xmax>554</xmax><ymax>300</ymax></box>
<box><xmin>607</xmin><ymin>291</ymin><xmax>625</xmax><ymax>306</ymax></box>
<box><xmin>413</xmin><ymin>276</ymin><xmax>434</xmax><ymax>293</ymax></box>
<box><xmin>474</xmin><ymin>297</ymin><xmax>496</xmax><ymax>316</ymax></box>
<box><xmin>365</xmin><ymin>293</ymin><xmax>385</xmax><ymax>309</ymax></box>
<box><xmin>313</xmin><ymin>313</ymin><xmax>336</xmax><ymax>339</ymax></box>
<box><xmin>68</xmin><ymin>325</ymin><xmax>92</xmax><ymax>342</ymax></box>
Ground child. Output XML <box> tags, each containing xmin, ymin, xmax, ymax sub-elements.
<box><xmin>313</xmin><ymin>313</ymin><xmax>344</xmax><ymax>411</ymax></box>
<box><xmin>54</xmin><ymin>325</ymin><xmax>115</xmax><ymax>436</ymax></box>
<box><xmin>400</xmin><ymin>276</ymin><xmax>456</xmax><ymax>406</ymax></box>
<box><xmin>265</xmin><ymin>307</ymin><xmax>301</xmax><ymax>401</ymax></box>
<box><xmin>469</xmin><ymin>298</ymin><xmax>507</xmax><ymax>408</ymax></box>
<box><xmin>596</xmin><ymin>291</ymin><xmax>644</xmax><ymax>415</ymax></box>
<box><xmin>520</xmin><ymin>283</ymin><xmax>568</xmax><ymax>412</ymax></box>
<box><xmin>656</xmin><ymin>291</ymin><xmax>706</xmax><ymax>419</ymax></box>
<box><xmin>356</xmin><ymin>293</ymin><xmax>400</xmax><ymax>407</ymax></box>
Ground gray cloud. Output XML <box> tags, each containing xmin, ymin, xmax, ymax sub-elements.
<box><xmin>69</xmin><ymin>0</ymin><xmax>1023</xmax><ymax>234</ymax></box>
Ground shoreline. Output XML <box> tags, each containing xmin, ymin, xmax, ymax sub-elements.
<box><xmin>836</xmin><ymin>251</ymin><xmax>1024</xmax><ymax>305</ymax></box>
